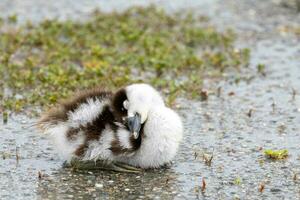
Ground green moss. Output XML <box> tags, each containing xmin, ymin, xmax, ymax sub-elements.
<box><xmin>257</xmin><ymin>63</ymin><xmax>266</xmax><ymax>74</ymax></box>
<box><xmin>2</xmin><ymin>111</ymin><xmax>8</xmax><ymax>124</ymax></box>
<box><xmin>8</xmin><ymin>14</ymin><xmax>18</xmax><ymax>24</ymax></box>
<box><xmin>0</xmin><ymin>6</ymin><xmax>249</xmax><ymax>112</ymax></box>
<box><xmin>234</xmin><ymin>177</ymin><xmax>242</xmax><ymax>185</ymax></box>
<box><xmin>264</xmin><ymin>149</ymin><xmax>288</xmax><ymax>160</ymax></box>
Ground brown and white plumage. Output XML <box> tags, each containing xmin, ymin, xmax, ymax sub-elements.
<box><xmin>38</xmin><ymin>84</ymin><xmax>183</xmax><ymax>169</ymax></box>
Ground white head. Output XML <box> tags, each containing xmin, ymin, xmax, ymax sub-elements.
<box><xmin>112</xmin><ymin>83</ymin><xmax>164</xmax><ymax>139</ymax></box>
<box><xmin>125</xmin><ymin>83</ymin><xmax>164</xmax><ymax>123</ymax></box>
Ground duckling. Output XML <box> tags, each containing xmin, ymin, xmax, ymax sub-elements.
<box><xmin>38</xmin><ymin>83</ymin><xmax>183</xmax><ymax>172</ymax></box>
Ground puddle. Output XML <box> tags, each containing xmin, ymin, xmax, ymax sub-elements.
<box><xmin>1</xmin><ymin>0</ymin><xmax>300</xmax><ymax>199</ymax></box>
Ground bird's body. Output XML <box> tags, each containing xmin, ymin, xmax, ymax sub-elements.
<box><xmin>38</xmin><ymin>84</ymin><xmax>183</xmax><ymax>169</ymax></box>
<box><xmin>116</xmin><ymin>106</ymin><xmax>182</xmax><ymax>168</ymax></box>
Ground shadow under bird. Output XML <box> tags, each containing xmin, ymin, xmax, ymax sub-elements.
<box><xmin>38</xmin><ymin>83</ymin><xmax>183</xmax><ymax>172</ymax></box>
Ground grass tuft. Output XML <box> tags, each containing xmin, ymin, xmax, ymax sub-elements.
<box><xmin>0</xmin><ymin>6</ymin><xmax>249</xmax><ymax>112</ymax></box>
<box><xmin>264</xmin><ymin>149</ymin><xmax>288</xmax><ymax>160</ymax></box>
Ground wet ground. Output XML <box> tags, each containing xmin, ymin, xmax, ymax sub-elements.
<box><xmin>1</xmin><ymin>0</ymin><xmax>300</xmax><ymax>199</ymax></box>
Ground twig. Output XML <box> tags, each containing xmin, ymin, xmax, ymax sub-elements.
<box><xmin>201</xmin><ymin>178</ymin><xmax>206</xmax><ymax>193</ymax></box>
<box><xmin>259</xmin><ymin>182</ymin><xmax>265</xmax><ymax>193</ymax></box>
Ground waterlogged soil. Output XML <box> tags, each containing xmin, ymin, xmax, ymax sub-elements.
<box><xmin>1</xmin><ymin>0</ymin><xmax>300</xmax><ymax>199</ymax></box>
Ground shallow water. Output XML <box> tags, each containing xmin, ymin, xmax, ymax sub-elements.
<box><xmin>1</xmin><ymin>0</ymin><xmax>300</xmax><ymax>199</ymax></box>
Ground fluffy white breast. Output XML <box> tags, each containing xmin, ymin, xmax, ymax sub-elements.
<box><xmin>125</xmin><ymin>106</ymin><xmax>183</xmax><ymax>168</ymax></box>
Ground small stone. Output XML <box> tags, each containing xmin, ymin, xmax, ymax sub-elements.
<box><xmin>233</xmin><ymin>194</ymin><xmax>240</xmax><ymax>200</ymax></box>
<box><xmin>95</xmin><ymin>183</ymin><xmax>103</xmax><ymax>188</ymax></box>
<box><xmin>124</xmin><ymin>188</ymin><xmax>130</xmax><ymax>192</ymax></box>
<box><xmin>15</xmin><ymin>94</ymin><xmax>24</xmax><ymax>100</ymax></box>
<box><xmin>270</xmin><ymin>188</ymin><xmax>281</xmax><ymax>193</ymax></box>
<box><xmin>200</xmin><ymin>89</ymin><xmax>209</xmax><ymax>101</ymax></box>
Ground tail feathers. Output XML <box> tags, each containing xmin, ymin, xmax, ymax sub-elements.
<box><xmin>37</xmin><ymin>105</ymin><xmax>68</xmax><ymax>131</ymax></box>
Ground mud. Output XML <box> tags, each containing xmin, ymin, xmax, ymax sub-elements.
<box><xmin>1</xmin><ymin>0</ymin><xmax>300</xmax><ymax>199</ymax></box>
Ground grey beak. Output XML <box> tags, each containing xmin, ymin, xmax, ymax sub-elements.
<box><xmin>127</xmin><ymin>113</ymin><xmax>141</xmax><ymax>139</ymax></box>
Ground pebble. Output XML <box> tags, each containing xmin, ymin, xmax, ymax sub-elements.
<box><xmin>95</xmin><ymin>183</ymin><xmax>103</xmax><ymax>188</ymax></box>
<box><xmin>270</xmin><ymin>188</ymin><xmax>282</xmax><ymax>193</ymax></box>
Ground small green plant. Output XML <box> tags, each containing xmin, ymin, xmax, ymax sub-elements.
<box><xmin>234</xmin><ymin>177</ymin><xmax>242</xmax><ymax>185</ymax></box>
<box><xmin>0</xmin><ymin>6</ymin><xmax>250</xmax><ymax>112</ymax></box>
<box><xmin>257</xmin><ymin>64</ymin><xmax>266</xmax><ymax>75</ymax></box>
<box><xmin>264</xmin><ymin>149</ymin><xmax>288</xmax><ymax>160</ymax></box>
<box><xmin>8</xmin><ymin>14</ymin><xmax>18</xmax><ymax>23</ymax></box>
